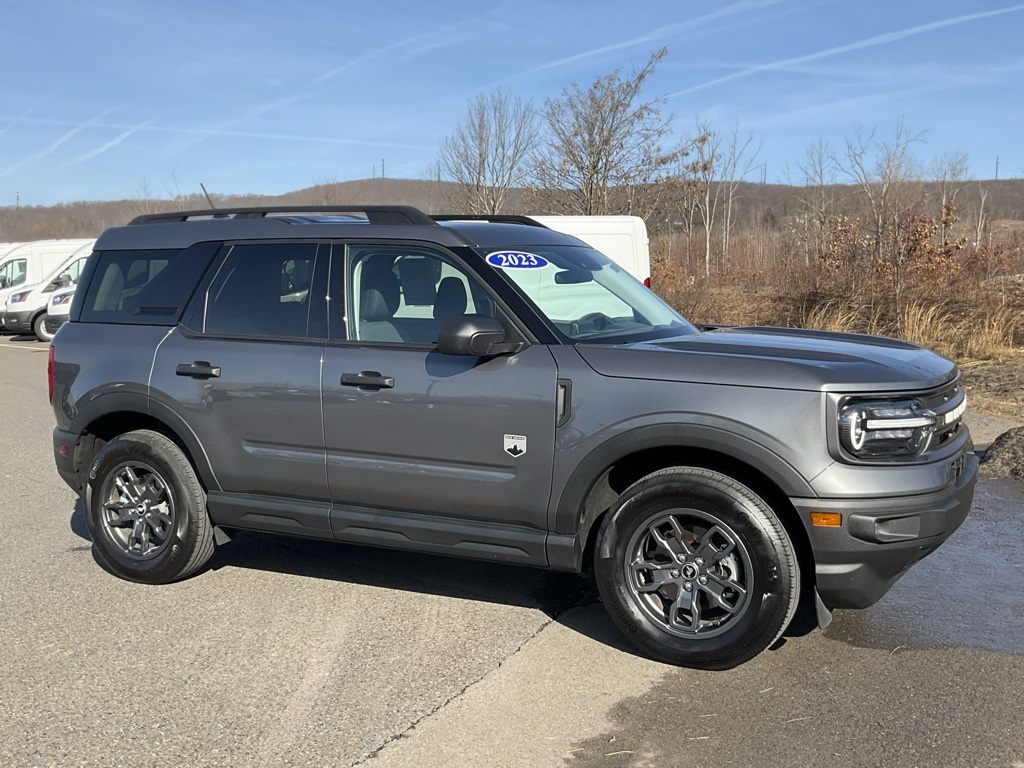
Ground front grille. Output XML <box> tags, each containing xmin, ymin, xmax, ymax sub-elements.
<box><xmin>922</xmin><ymin>380</ymin><xmax>965</xmax><ymax>451</ymax></box>
<box><xmin>919</xmin><ymin>381</ymin><xmax>959</xmax><ymax>409</ymax></box>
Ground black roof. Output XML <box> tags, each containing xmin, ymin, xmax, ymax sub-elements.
<box><xmin>95</xmin><ymin>206</ymin><xmax>584</xmax><ymax>251</ymax></box>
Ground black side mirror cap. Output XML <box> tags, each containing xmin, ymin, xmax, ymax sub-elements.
<box><xmin>436</xmin><ymin>314</ymin><xmax>526</xmax><ymax>356</ymax></box>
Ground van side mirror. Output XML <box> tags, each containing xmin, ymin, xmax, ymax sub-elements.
<box><xmin>0</xmin><ymin>276</ymin><xmax>7</xmax><ymax>289</ymax></box>
<box><xmin>436</xmin><ymin>314</ymin><xmax>526</xmax><ymax>356</ymax></box>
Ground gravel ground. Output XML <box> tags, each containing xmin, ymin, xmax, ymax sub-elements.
<box><xmin>981</xmin><ymin>427</ymin><xmax>1024</xmax><ymax>480</ymax></box>
<box><xmin>960</xmin><ymin>355</ymin><xmax>1024</xmax><ymax>422</ymax></box>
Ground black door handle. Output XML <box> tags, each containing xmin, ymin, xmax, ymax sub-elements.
<box><xmin>341</xmin><ymin>371</ymin><xmax>395</xmax><ymax>390</ymax></box>
<box><xmin>176</xmin><ymin>361</ymin><xmax>222</xmax><ymax>379</ymax></box>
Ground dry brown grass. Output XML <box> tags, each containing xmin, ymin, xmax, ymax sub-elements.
<box><xmin>653</xmin><ymin>245</ymin><xmax>1024</xmax><ymax>361</ymax></box>
<box><xmin>797</xmin><ymin>295</ymin><xmax>1024</xmax><ymax>360</ymax></box>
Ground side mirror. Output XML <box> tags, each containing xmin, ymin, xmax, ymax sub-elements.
<box><xmin>0</xmin><ymin>277</ymin><xmax>6</xmax><ymax>289</ymax></box>
<box><xmin>436</xmin><ymin>314</ymin><xmax>526</xmax><ymax>356</ymax></box>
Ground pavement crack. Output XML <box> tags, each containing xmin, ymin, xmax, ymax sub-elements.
<box><xmin>349</xmin><ymin>615</ymin><xmax>557</xmax><ymax>767</ymax></box>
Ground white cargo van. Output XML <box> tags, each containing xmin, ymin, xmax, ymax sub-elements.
<box><xmin>0</xmin><ymin>239</ymin><xmax>95</xmax><ymax>314</ymax></box>
<box><xmin>1</xmin><ymin>239</ymin><xmax>96</xmax><ymax>340</ymax></box>
<box><xmin>528</xmin><ymin>215</ymin><xmax>651</xmax><ymax>285</ymax></box>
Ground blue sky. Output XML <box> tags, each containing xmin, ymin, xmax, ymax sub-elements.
<box><xmin>1</xmin><ymin>0</ymin><xmax>1023</xmax><ymax>206</ymax></box>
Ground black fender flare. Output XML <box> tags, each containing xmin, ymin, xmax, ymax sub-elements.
<box><xmin>69</xmin><ymin>390</ymin><xmax>220</xmax><ymax>492</ymax></box>
<box><xmin>552</xmin><ymin>422</ymin><xmax>816</xmax><ymax>538</ymax></box>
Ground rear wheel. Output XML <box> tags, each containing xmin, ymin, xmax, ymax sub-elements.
<box><xmin>595</xmin><ymin>467</ymin><xmax>799</xmax><ymax>669</ymax></box>
<box><xmin>86</xmin><ymin>429</ymin><xmax>214</xmax><ymax>583</ymax></box>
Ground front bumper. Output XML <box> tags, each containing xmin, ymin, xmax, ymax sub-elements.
<box><xmin>44</xmin><ymin>314</ymin><xmax>68</xmax><ymax>335</ymax></box>
<box><xmin>1</xmin><ymin>308</ymin><xmax>34</xmax><ymax>333</ymax></box>
<box><xmin>793</xmin><ymin>451</ymin><xmax>978</xmax><ymax>609</ymax></box>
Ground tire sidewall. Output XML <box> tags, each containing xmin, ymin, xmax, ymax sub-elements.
<box><xmin>34</xmin><ymin>313</ymin><xmax>53</xmax><ymax>343</ymax></box>
<box><xmin>85</xmin><ymin>436</ymin><xmax>200</xmax><ymax>583</ymax></box>
<box><xmin>596</xmin><ymin>472</ymin><xmax>794</xmax><ymax>669</ymax></box>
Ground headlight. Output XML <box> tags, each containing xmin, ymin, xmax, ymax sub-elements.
<box><xmin>53</xmin><ymin>292</ymin><xmax>74</xmax><ymax>306</ymax></box>
<box><xmin>838</xmin><ymin>399</ymin><xmax>936</xmax><ymax>459</ymax></box>
<box><xmin>10</xmin><ymin>291</ymin><xmax>31</xmax><ymax>303</ymax></box>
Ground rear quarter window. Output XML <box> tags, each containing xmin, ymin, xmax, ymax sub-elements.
<box><xmin>74</xmin><ymin>243</ymin><xmax>219</xmax><ymax>326</ymax></box>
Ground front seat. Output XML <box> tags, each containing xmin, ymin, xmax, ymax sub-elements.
<box><xmin>358</xmin><ymin>262</ymin><xmax>406</xmax><ymax>342</ymax></box>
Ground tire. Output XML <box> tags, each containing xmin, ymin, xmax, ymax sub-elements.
<box><xmin>594</xmin><ymin>467</ymin><xmax>799</xmax><ymax>670</ymax></box>
<box><xmin>85</xmin><ymin>429</ymin><xmax>214</xmax><ymax>584</ymax></box>
<box><xmin>33</xmin><ymin>312</ymin><xmax>53</xmax><ymax>343</ymax></box>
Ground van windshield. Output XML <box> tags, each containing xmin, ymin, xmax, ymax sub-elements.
<box><xmin>476</xmin><ymin>245</ymin><xmax>696</xmax><ymax>343</ymax></box>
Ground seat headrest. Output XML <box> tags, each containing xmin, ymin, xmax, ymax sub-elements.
<box><xmin>433</xmin><ymin>276</ymin><xmax>467</xmax><ymax>320</ymax></box>
<box><xmin>361</xmin><ymin>288</ymin><xmax>392</xmax><ymax>321</ymax></box>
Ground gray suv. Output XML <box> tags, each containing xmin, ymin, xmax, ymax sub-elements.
<box><xmin>50</xmin><ymin>206</ymin><xmax>977</xmax><ymax>669</ymax></box>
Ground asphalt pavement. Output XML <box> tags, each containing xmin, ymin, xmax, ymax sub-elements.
<box><xmin>1</xmin><ymin>333</ymin><xmax>1022</xmax><ymax>768</ymax></box>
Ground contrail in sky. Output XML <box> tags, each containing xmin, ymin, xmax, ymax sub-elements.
<box><xmin>69</xmin><ymin>120</ymin><xmax>156</xmax><ymax>165</ymax></box>
<box><xmin>667</xmin><ymin>4</ymin><xmax>1024</xmax><ymax>98</ymax></box>
<box><xmin>0</xmin><ymin>109</ymin><xmax>114</xmax><ymax>177</ymax></box>
<box><xmin>504</xmin><ymin>0</ymin><xmax>787</xmax><ymax>82</ymax></box>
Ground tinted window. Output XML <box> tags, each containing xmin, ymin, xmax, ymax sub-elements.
<box><xmin>204</xmin><ymin>243</ymin><xmax>319</xmax><ymax>338</ymax></box>
<box><xmin>76</xmin><ymin>244</ymin><xmax>215</xmax><ymax>325</ymax></box>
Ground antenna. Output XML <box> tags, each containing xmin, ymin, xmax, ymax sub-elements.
<box><xmin>200</xmin><ymin>182</ymin><xmax>216</xmax><ymax>209</ymax></box>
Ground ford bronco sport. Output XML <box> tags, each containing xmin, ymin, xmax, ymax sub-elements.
<box><xmin>50</xmin><ymin>206</ymin><xmax>977</xmax><ymax>669</ymax></box>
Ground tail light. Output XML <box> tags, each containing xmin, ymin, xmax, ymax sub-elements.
<box><xmin>643</xmin><ymin>277</ymin><xmax>652</xmax><ymax>288</ymax></box>
<box><xmin>48</xmin><ymin>344</ymin><xmax>55</xmax><ymax>403</ymax></box>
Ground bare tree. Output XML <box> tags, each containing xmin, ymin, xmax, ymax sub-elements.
<box><xmin>719</xmin><ymin>125</ymin><xmax>764</xmax><ymax>264</ymax></box>
<box><xmin>930</xmin><ymin>152</ymin><xmax>969</xmax><ymax>244</ymax></box>
<box><xmin>530</xmin><ymin>48</ymin><xmax>680</xmax><ymax>218</ymax></box>
<box><xmin>688</xmin><ymin>118</ymin><xmax>724</xmax><ymax>277</ymax></box>
<box><xmin>791</xmin><ymin>139</ymin><xmax>839</xmax><ymax>266</ymax></box>
<box><xmin>123</xmin><ymin>179</ymin><xmax>161</xmax><ymax>220</ymax></box>
<box><xmin>975</xmin><ymin>182</ymin><xmax>989</xmax><ymax>246</ymax></box>
<box><xmin>437</xmin><ymin>88</ymin><xmax>539</xmax><ymax>214</ymax></box>
<box><xmin>835</xmin><ymin>119</ymin><xmax>924</xmax><ymax>263</ymax></box>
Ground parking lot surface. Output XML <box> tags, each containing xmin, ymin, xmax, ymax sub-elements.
<box><xmin>2</xmin><ymin>333</ymin><xmax>1022</xmax><ymax>767</ymax></box>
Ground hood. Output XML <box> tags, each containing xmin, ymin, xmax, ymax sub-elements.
<box><xmin>576</xmin><ymin>326</ymin><xmax>957</xmax><ymax>393</ymax></box>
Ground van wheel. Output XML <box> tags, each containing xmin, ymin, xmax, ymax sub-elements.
<box><xmin>86</xmin><ymin>430</ymin><xmax>214</xmax><ymax>584</ymax></box>
<box><xmin>33</xmin><ymin>313</ymin><xmax>53</xmax><ymax>342</ymax></box>
<box><xmin>594</xmin><ymin>467</ymin><xmax>799</xmax><ymax>670</ymax></box>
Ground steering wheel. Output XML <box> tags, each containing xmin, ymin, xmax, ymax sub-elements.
<box><xmin>576</xmin><ymin>312</ymin><xmax>613</xmax><ymax>331</ymax></box>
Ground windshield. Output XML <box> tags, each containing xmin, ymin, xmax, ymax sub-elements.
<box><xmin>477</xmin><ymin>245</ymin><xmax>697</xmax><ymax>343</ymax></box>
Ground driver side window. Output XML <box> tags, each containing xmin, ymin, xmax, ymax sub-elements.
<box><xmin>0</xmin><ymin>258</ymin><xmax>26</xmax><ymax>289</ymax></box>
<box><xmin>345</xmin><ymin>246</ymin><xmax>495</xmax><ymax>345</ymax></box>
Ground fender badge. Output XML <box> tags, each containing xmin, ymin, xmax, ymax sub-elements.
<box><xmin>504</xmin><ymin>434</ymin><xmax>526</xmax><ymax>458</ymax></box>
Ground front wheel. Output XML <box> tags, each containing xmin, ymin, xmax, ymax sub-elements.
<box><xmin>595</xmin><ymin>467</ymin><xmax>799</xmax><ymax>670</ymax></box>
<box><xmin>33</xmin><ymin>313</ymin><xmax>54</xmax><ymax>342</ymax></box>
<box><xmin>86</xmin><ymin>429</ymin><xmax>214</xmax><ymax>584</ymax></box>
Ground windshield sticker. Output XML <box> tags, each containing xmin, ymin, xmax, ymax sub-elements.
<box><xmin>486</xmin><ymin>251</ymin><xmax>549</xmax><ymax>270</ymax></box>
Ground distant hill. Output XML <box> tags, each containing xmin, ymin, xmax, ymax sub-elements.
<box><xmin>1</xmin><ymin>176</ymin><xmax>1021</xmax><ymax>242</ymax></box>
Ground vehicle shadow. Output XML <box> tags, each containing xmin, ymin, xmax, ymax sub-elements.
<box><xmin>70</xmin><ymin>498</ymin><xmax>635</xmax><ymax>656</ymax></box>
<box><xmin>4</xmin><ymin>333</ymin><xmax>43</xmax><ymax>343</ymax></box>
<box><xmin>69</xmin><ymin>498</ymin><xmax>816</xmax><ymax>657</ymax></box>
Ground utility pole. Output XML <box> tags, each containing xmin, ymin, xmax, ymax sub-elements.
<box><xmin>381</xmin><ymin>158</ymin><xmax>385</xmax><ymax>179</ymax></box>
<box><xmin>995</xmin><ymin>156</ymin><xmax>1000</xmax><ymax>180</ymax></box>
<box><xmin>15</xmin><ymin>191</ymin><xmax>19</xmax><ymax>208</ymax></box>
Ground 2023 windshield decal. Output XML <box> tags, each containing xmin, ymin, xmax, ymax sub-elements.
<box><xmin>485</xmin><ymin>251</ymin><xmax>549</xmax><ymax>269</ymax></box>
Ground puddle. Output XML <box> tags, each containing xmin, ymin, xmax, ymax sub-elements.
<box><xmin>825</xmin><ymin>477</ymin><xmax>1024</xmax><ymax>654</ymax></box>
